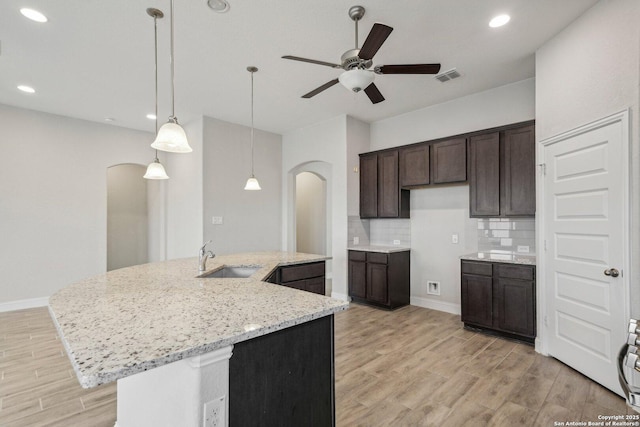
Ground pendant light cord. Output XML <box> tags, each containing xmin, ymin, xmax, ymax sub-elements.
<box><xmin>154</xmin><ymin>13</ymin><xmax>160</xmax><ymax>162</ymax></box>
<box><xmin>170</xmin><ymin>0</ymin><xmax>176</xmax><ymax>120</ymax></box>
<box><xmin>250</xmin><ymin>70</ymin><xmax>255</xmax><ymax>176</ymax></box>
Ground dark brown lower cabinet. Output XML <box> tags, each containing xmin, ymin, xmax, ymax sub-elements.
<box><xmin>266</xmin><ymin>261</ymin><xmax>326</xmax><ymax>295</ymax></box>
<box><xmin>461</xmin><ymin>260</ymin><xmax>536</xmax><ymax>342</ymax></box>
<box><xmin>230</xmin><ymin>315</ymin><xmax>334</xmax><ymax>426</ymax></box>
<box><xmin>348</xmin><ymin>250</ymin><xmax>410</xmax><ymax>309</ymax></box>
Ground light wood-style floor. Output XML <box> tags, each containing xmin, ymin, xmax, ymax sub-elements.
<box><xmin>0</xmin><ymin>304</ymin><xmax>630</xmax><ymax>426</ymax></box>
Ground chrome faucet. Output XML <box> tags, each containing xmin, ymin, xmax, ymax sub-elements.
<box><xmin>198</xmin><ymin>240</ymin><xmax>215</xmax><ymax>273</ymax></box>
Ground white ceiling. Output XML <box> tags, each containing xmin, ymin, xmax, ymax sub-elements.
<box><xmin>0</xmin><ymin>0</ymin><xmax>598</xmax><ymax>135</ymax></box>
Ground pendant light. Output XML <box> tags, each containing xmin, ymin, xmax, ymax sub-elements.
<box><xmin>244</xmin><ymin>66</ymin><xmax>261</xmax><ymax>191</ymax></box>
<box><xmin>151</xmin><ymin>0</ymin><xmax>192</xmax><ymax>153</ymax></box>
<box><xmin>144</xmin><ymin>8</ymin><xmax>169</xmax><ymax>180</ymax></box>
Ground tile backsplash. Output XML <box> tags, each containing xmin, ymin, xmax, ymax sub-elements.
<box><xmin>369</xmin><ymin>219</ymin><xmax>411</xmax><ymax>246</ymax></box>
<box><xmin>348</xmin><ymin>216</ymin><xmax>370</xmax><ymax>246</ymax></box>
<box><xmin>477</xmin><ymin>218</ymin><xmax>536</xmax><ymax>254</ymax></box>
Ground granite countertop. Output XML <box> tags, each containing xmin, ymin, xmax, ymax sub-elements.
<box><xmin>347</xmin><ymin>245</ymin><xmax>411</xmax><ymax>253</ymax></box>
<box><xmin>460</xmin><ymin>252</ymin><xmax>536</xmax><ymax>265</ymax></box>
<box><xmin>48</xmin><ymin>252</ymin><xmax>348</xmax><ymax>388</ymax></box>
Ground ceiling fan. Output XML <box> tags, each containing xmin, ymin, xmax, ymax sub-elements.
<box><xmin>282</xmin><ymin>5</ymin><xmax>441</xmax><ymax>104</ymax></box>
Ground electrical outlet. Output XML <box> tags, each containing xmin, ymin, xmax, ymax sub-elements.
<box><xmin>427</xmin><ymin>281</ymin><xmax>441</xmax><ymax>296</ymax></box>
<box><xmin>451</xmin><ymin>233</ymin><xmax>459</xmax><ymax>244</ymax></box>
<box><xmin>393</xmin><ymin>240</ymin><xmax>401</xmax><ymax>245</ymax></box>
<box><xmin>517</xmin><ymin>245</ymin><xmax>530</xmax><ymax>253</ymax></box>
<box><xmin>204</xmin><ymin>396</ymin><xmax>226</xmax><ymax>427</ymax></box>
<box><xmin>353</xmin><ymin>236</ymin><xmax>359</xmax><ymax>245</ymax></box>
<box><xmin>212</xmin><ymin>216</ymin><xmax>223</xmax><ymax>225</ymax></box>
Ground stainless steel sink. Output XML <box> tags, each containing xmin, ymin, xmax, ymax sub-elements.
<box><xmin>202</xmin><ymin>266</ymin><xmax>262</xmax><ymax>279</ymax></box>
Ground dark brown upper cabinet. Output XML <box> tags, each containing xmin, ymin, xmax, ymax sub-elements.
<box><xmin>469</xmin><ymin>132</ymin><xmax>501</xmax><ymax>217</ymax></box>
<box><xmin>359</xmin><ymin>153</ymin><xmax>378</xmax><ymax>218</ymax></box>
<box><xmin>432</xmin><ymin>138</ymin><xmax>467</xmax><ymax>184</ymax></box>
<box><xmin>469</xmin><ymin>124</ymin><xmax>535</xmax><ymax>217</ymax></box>
<box><xmin>360</xmin><ymin>151</ymin><xmax>410</xmax><ymax>219</ymax></box>
<box><xmin>400</xmin><ymin>144</ymin><xmax>430</xmax><ymax>187</ymax></box>
<box><xmin>502</xmin><ymin>125</ymin><xmax>536</xmax><ymax>216</ymax></box>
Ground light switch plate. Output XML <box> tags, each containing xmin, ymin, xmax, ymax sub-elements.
<box><xmin>517</xmin><ymin>245</ymin><xmax>530</xmax><ymax>253</ymax></box>
<box><xmin>451</xmin><ymin>233</ymin><xmax>459</xmax><ymax>244</ymax></box>
<box><xmin>212</xmin><ymin>216</ymin><xmax>223</xmax><ymax>225</ymax></box>
<box><xmin>393</xmin><ymin>240</ymin><xmax>401</xmax><ymax>245</ymax></box>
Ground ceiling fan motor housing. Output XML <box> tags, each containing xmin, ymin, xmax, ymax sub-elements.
<box><xmin>341</xmin><ymin>49</ymin><xmax>372</xmax><ymax>70</ymax></box>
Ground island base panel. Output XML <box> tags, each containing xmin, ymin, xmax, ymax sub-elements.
<box><xmin>116</xmin><ymin>345</ymin><xmax>233</xmax><ymax>427</ymax></box>
<box><xmin>230</xmin><ymin>315</ymin><xmax>335</xmax><ymax>426</ymax></box>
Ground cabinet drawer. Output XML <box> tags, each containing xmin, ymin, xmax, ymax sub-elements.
<box><xmin>496</xmin><ymin>264</ymin><xmax>534</xmax><ymax>281</ymax></box>
<box><xmin>367</xmin><ymin>252</ymin><xmax>388</xmax><ymax>264</ymax></box>
<box><xmin>279</xmin><ymin>262</ymin><xmax>325</xmax><ymax>283</ymax></box>
<box><xmin>306</xmin><ymin>277</ymin><xmax>325</xmax><ymax>295</ymax></box>
<box><xmin>461</xmin><ymin>261</ymin><xmax>492</xmax><ymax>277</ymax></box>
<box><xmin>348</xmin><ymin>251</ymin><xmax>367</xmax><ymax>262</ymax></box>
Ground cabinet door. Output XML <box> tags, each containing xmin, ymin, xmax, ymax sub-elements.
<box><xmin>378</xmin><ymin>151</ymin><xmax>400</xmax><ymax>217</ymax></box>
<box><xmin>432</xmin><ymin>138</ymin><xmax>467</xmax><ymax>184</ymax></box>
<box><xmin>461</xmin><ymin>274</ymin><xmax>493</xmax><ymax>327</ymax></box>
<box><xmin>366</xmin><ymin>263</ymin><xmax>389</xmax><ymax>304</ymax></box>
<box><xmin>502</xmin><ymin>125</ymin><xmax>536</xmax><ymax>216</ymax></box>
<box><xmin>400</xmin><ymin>144</ymin><xmax>429</xmax><ymax>187</ymax></box>
<box><xmin>495</xmin><ymin>278</ymin><xmax>535</xmax><ymax>337</ymax></box>
<box><xmin>348</xmin><ymin>260</ymin><xmax>367</xmax><ymax>299</ymax></box>
<box><xmin>359</xmin><ymin>154</ymin><xmax>378</xmax><ymax>218</ymax></box>
<box><xmin>469</xmin><ymin>133</ymin><xmax>500</xmax><ymax>217</ymax></box>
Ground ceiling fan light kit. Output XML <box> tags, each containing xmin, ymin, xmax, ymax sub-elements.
<box><xmin>282</xmin><ymin>5</ymin><xmax>441</xmax><ymax>104</ymax></box>
<box><xmin>339</xmin><ymin>69</ymin><xmax>374</xmax><ymax>93</ymax></box>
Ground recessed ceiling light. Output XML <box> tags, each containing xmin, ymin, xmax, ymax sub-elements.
<box><xmin>146</xmin><ymin>113</ymin><xmax>157</xmax><ymax>120</ymax></box>
<box><xmin>489</xmin><ymin>14</ymin><xmax>510</xmax><ymax>28</ymax></box>
<box><xmin>206</xmin><ymin>0</ymin><xmax>230</xmax><ymax>13</ymax></box>
<box><xmin>17</xmin><ymin>85</ymin><xmax>35</xmax><ymax>93</ymax></box>
<box><xmin>104</xmin><ymin>117</ymin><xmax>116</xmax><ymax>122</ymax></box>
<box><xmin>20</xmin><ymin>8</ymin><xmax>48</xmax><ymax>23</ymax></box>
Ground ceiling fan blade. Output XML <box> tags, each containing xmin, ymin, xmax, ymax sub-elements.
<box><xmin>282</xmin><ymin>55</ymin><xmax>342</xmax><ymax>69</ymax></box>
<box><xmin>358</xmin><ymin>23</ymin><xmax>393</xmax><ymax>60</ymax></box>
<box><xmin>376</xmin><ymin>64</ymin><xmax>442</xmax><ymax>74</ymax></box>
<box><xmin>302</xmin><ymin>79</ymin><xmax>340</xmax><ymax>98</ymax></box>
<box><xmin>364</xmin><ymin>83</ymin><xmax>385</xmax><ymax>104</ymax></box>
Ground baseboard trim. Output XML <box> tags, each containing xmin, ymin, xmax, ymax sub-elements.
<box><xmin>331</xmin><ymin>292</ymin><xmax>349</xmax><ymax>302</ymax></box>
<box><xmin>411</xmin><ymin>296</ymin><xmax>461</xmax><ymax>315</ymax></box>
<box><xmin>0</xmin><ymin>297</ymin><xmax>49</xmax><ymax>313</ymax></box>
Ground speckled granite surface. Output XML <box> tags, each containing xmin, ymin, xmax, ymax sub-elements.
<box><xmin>347</xmin><ymin>245</ymin><xmax>411</xmax><ymax>253</ymax></box>
<box><xmin>48</xmin><ymin>252</ymin><xmax>348</xmax><ymax>388</ymax></box>
<box><xmin>460</xmin><ymin>252</ymin><xmax>536</xmax><ymax>265</ymax></box>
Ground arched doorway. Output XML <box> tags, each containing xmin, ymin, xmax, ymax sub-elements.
<box><xmin>107</xmin><ymin>164</ymin><xmax>149</xmax><ymax>271</ymax></box>
<box><xmin>296</xmin><ymin>171</ymin><xmax>326</xmax><ymax>255</ymax></box>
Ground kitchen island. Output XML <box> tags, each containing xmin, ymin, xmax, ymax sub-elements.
<box><xmin>48</xmin><ymin>252</ymin><xmax>348</xmax><ymax>427</ymax></box>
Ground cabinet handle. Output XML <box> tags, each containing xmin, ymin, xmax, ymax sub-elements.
<box><xmin>604</xmin><ymin>268</ymin><xmax>620</xmax><ymax>278</ymax></box>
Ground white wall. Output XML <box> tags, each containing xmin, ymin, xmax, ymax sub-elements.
<box><xmin>346</xmin><ymin>116</ymin><xmax>370</xmax><ymax>217</ymax></box>
<box><xmin>282</xmin><ymin>115</ymin><xmax>349</xmax><ymax>300</ymax></box>
<box><xmin>107</xmin><ymin>164</ymin><xmax>148</xmax><ymax>271</ymax></box>
<box><xmin>202</xmin><ymin>116</ymin><xmax>282</xmax><ymax>254</ymax></box>
<box><xmin>535</xmin><ymin>0</ymin><xmax>640</xmax><ymax>317</ymax></box>
<box><xmin>0</xmin><ymin>104</ymin><xmax>156</xmax><ymax>307</ymax></box>
<box><xmin>296</xmin><ymin>172</ymin><xmax>326</xmax><ymax>255</ymax></box>
<box><xmin>369</xmin><ymin>79</ymin><xmax>536</xmax><ymax>313</ymax></box>
<box><xmin>165</xmin><ymin>117</ymin><xmax>204</xmax><ymax>260</ymax></box>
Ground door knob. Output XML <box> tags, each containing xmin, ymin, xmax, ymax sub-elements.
<box><xmin>604</xmin><ymin>268</ymin><xmax>620</xmax><ymax>277</ymax></box>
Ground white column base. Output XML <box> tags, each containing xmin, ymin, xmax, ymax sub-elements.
<box><xmin>116</xmin><ymin>345</ymin><xmax>233</xmax><ymax>427</ymax></box>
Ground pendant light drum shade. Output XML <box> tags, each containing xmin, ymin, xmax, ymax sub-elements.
<box><xmin>151</xmin><ymin>119</ymin><xmax>192</xmax><ymax>153</ymax></box>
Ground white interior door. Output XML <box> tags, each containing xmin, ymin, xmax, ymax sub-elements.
<box><xmin>542</xmin><ymin>111</ymin><xmax>629</xmax><ymax>395</ymax></box>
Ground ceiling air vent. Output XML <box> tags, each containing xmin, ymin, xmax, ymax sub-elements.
<box><xmin>434</xmin><ymin>68</ymin><xmax>461</xmax><ymax>83</ymax></box>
